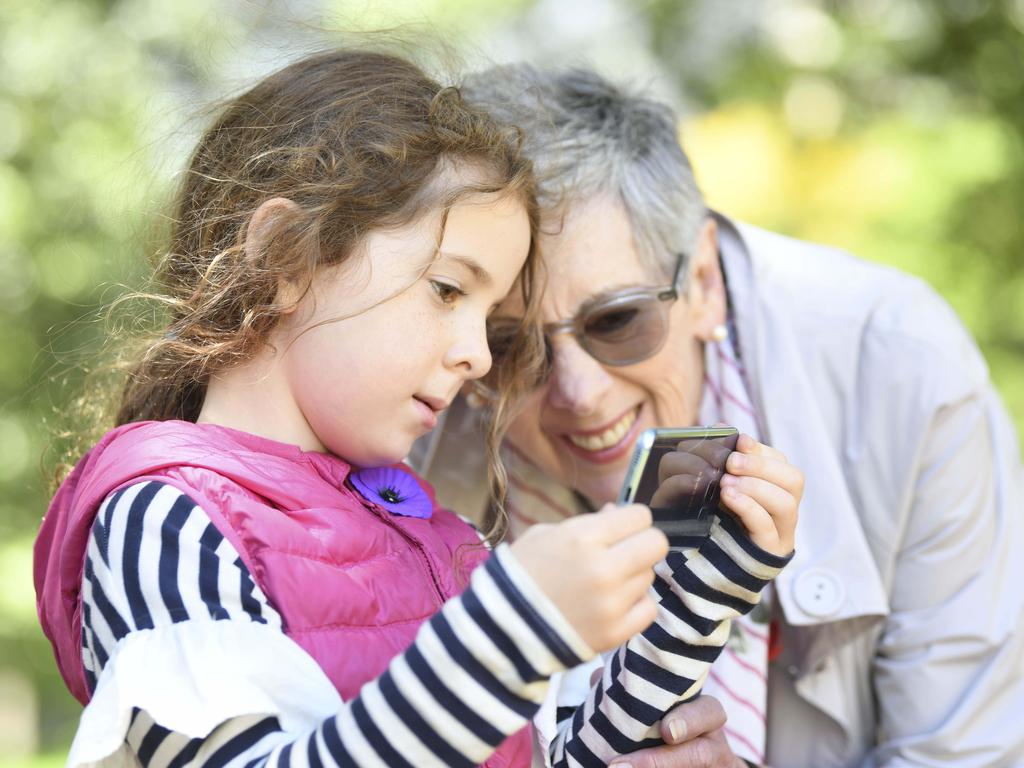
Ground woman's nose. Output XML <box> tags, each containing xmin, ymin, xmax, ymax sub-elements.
<box><xmin>545</xmin><ymin>336</ymin><xmax>613</xmax><ymax>416</ymax></box>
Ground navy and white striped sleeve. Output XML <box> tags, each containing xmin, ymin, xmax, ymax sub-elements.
<box><xmin>80</xmin><ymin>480</ymin><xmax>592</xmax><ymax>768</ymax></box>
<box><xmin>81</xmin><ymin>481</ymin><xmax>278</xmax><ymax>693</ymax></box>
<box><xmin>548</xmin><ymin>512</ymin><xmax>792</xmax><ymax>767</ymax></box>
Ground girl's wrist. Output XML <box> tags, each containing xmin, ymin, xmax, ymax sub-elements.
<box><xmin>708</xmin><ymin>513</ymin><xmax>794</xmax><ymax>578</ymax></box>
<box><xmin>490</xmin><ymin>544</ymin><xmax>595</xmax><ymax>671</ymax></box>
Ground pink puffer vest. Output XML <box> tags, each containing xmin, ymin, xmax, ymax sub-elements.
<box><xmin>34</xmin><ymin>420</ymin><xmax>532</xmax><ymax>767</ymax></box>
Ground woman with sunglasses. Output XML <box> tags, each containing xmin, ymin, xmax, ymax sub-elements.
<box><xmin>415</xmin><ymin>65</ymin><xmax>1024</xmax><ymax>768</ymax></box>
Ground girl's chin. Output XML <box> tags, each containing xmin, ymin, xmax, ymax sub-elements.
<box><xmin>334</xmin><ymin>445</ymin><xmax>410</xmax><ymax>469</ymax></box>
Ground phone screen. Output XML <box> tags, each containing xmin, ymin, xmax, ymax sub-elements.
<box><xmin>629</xmin><ymin>430</ymin><xmax>738</xmax><ymax>549</ymax></box>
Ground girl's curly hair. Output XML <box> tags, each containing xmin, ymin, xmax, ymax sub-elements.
<box><xmin>76</xmin><ymin>49</ymin><xmax>545</xmax><ymax>544</ymax></box>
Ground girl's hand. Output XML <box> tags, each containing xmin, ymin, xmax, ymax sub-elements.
<box><xmin>718</xmin><ymin>433</ymin><xmax>802</xmax><ymax>556</ymax></box>
<box><xmin>509</xmin><ymin>504</ymin><xmax>669</xmax><ymax>653</ymax></box>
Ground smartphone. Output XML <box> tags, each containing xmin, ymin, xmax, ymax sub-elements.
<box><xmin>618</xmin><ymin>426</ymin><xmax>739</xmax><ymax>548</ymax></box>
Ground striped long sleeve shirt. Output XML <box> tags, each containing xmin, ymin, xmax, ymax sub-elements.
<box><xmin>80</xmin><ymin>480</ymin><xmax>789</xmax><ymax>767</ymax></box>
<box><xmin>547</xmin><ymin>510</ymin><xmax>791</xmax><ymax>766</ymax></box>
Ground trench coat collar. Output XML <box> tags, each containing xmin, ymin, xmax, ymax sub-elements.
<box><xmin>715</xmin><ymin>213</ymin><xmax>889</xmax><ymax>631</ymax></box>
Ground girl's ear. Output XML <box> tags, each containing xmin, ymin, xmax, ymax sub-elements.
<box><xmin>685</xmin><ymin>217</ymin><xmax>727</xmax><ymax>342</ymax></box>
<box><xmin>245</xmin><ymin>197</ymin><xmax>304</xmax><ymax>311</ymax></box>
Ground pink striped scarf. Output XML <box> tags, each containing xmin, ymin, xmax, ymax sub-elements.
<box><xmin>502</xmin><ymin>328</ymin><xmax>770</xmax><ymax>764</ymax></box>
<box><xmin>697</xmin><ymin>326</ymin><xmax>771</xmax><ymax>766</ymax></box>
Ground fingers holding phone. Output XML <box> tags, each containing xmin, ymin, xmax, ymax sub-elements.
<box><xmin>621</xmin><ymin>428</ymin><xmax>738</xmax><ymax>548</ymax></box>
<box><xmin>621</xmin><ymin>427</ymin><xmax>799</xmax><ymax>557</ymax></box>
<box><xmin>718</xmin><ymin>433</ymin><xmax>802</xmax><ymax>556</ymax></box>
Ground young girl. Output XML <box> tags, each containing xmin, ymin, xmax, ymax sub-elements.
<box><xmin>34</xmin><ymin>49</ymin><xmax>797</xmax><ymax>768</ymax></box>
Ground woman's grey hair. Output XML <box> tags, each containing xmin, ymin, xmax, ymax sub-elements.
<box><xmin>460</xmin><ymin>64</ymin><xmax>707</xmax><ymax>278</ymax></box>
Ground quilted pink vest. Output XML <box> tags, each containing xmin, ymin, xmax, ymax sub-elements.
<box><xmin>35</xmin><ymin>420</ymin><xmax>532</xmax><ymax>767</ymax></box>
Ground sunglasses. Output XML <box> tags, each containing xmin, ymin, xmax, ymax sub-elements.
<box><xmin>485</xmin><ymin>253</ymin><xmax>687</xmax><ymax>389</ymax></box>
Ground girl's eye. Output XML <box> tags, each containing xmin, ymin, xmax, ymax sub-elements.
<box><xmin>430</xmin><ymin>280</ymin><xmax>465</xmax><ymax>306</ymax></box>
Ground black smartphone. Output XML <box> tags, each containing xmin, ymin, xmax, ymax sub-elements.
<box><xmin>618</xmin><ymin>427</ymin><xmax>739</xmax><ymax>548</ymax></box>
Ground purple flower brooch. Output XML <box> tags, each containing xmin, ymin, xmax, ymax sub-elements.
<box><xmin>350</xmin><ymin>466</ymin><xmax>432</xmax><ymax>519</ymax></box>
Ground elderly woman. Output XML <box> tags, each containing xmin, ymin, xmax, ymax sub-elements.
<box><xmin>415</xmin><ymin>66</ymin><xmax>1024</xmax><ymax>767</ymax></box>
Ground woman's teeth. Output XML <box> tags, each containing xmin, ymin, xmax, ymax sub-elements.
<box><xmin>567</xmin><ymin>409</ymin><xmax>637</xmax><ymax>451</ymax></box>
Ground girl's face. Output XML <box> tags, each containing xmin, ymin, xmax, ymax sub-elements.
<box><xmin>277</xmin><ymin>190</ymin><xmax>530</xmax><ymax>467</ymax></box>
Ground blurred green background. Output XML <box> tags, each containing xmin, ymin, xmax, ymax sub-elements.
<box><xmin>1</xmin><ymin>0</ymin><xmax>1022</xmax><ymax>762</ymax></box>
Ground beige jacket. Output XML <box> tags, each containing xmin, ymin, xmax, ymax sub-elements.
<box><xmin>414</xmin><ymin>216</ymin><xmax>1024</xmax><ymax>767</ymax></box>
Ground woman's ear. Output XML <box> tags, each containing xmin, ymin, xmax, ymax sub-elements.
<box><xmin>245</xmin><ymin>197</ymin><xmax>303</xmax><ymax>310</ymax></box>
<box><xmin>685</xmin><ymin>217</ymin><xmax>727</xmax><ymax>341</ymax></box>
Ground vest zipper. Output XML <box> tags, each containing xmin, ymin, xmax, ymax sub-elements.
<box><xmin>364</xmin><ymin>504</ymin><xmax>447</xmax><ymax>606</ymax></box>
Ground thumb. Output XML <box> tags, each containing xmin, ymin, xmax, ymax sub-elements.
<box><xmin>589</xmin><ymin>503</ymin><xmax>653</xmax><ymax>545</ymax></box>
<box><xmin>661</xmin><ymin>695</ymin><xmax>728</xmax><ymax>743</ymax></box>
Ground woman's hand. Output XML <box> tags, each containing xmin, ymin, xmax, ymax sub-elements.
<box><xmin>585</xmin><ymin>668</ymin><xmax>746</xmax><ymax>767</ymax></box>
<box><xmin>509</xmin><ymin>503</ymin><xmax>669</xmax><ymax>652</ymax></box>
<box><xmin>610</xmin><ymin>696</ymin><xmax>748</xmax><ymax>768</ymax></box>
<box><xmin>717</xmin><ymin>433</ymin><xmax>801</xmax><ymax>556</ymax></box>
<box><xmin>606</xmin><ymin>696</ymin><xmax>745</xmax><ymax>768</ymax></box>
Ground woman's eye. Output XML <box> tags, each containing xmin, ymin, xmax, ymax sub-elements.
<box><xmin>586</xmin><ymin>307</ymin><xmax>640</xmax><ymax>337</ymax></box>
<box><xmin>430</xmin><ymin>280</ymin><xmax>464</xmax><ymax>305</ymax></box>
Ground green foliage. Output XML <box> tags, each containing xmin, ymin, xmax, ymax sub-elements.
<box><xmin>0</xmin><ymin>0</ymin><xmax>243</xmax><ymax>752</ymax></box>
<box><xmin>647</xmin><ymin>0</ymin><xmax>1024</xmax><ymax>437</ymax></box>
<box><xmin>0</xmin><ymin>755</ymin><xmax>67</xmax><ymax>768</ymax></box>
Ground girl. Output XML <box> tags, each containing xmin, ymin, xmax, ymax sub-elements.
<box><xmin>34</xmin><ymin>49</ymin><xmax>796</xmax><ymax>768</ymax></box>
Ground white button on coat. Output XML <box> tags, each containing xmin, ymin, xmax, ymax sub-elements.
<box><xmin>792</xmin><ymin>568</ymin><xmax>845</xmax><ymax>618</ymax></box>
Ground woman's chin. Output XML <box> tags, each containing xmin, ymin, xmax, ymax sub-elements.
<box><xmin>576</xmin><ymin>473</ymin><xmax>627</xmax><ymax>509</ymax></box>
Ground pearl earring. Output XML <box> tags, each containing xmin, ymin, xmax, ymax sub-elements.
<box><xmin>465</xmin><ymin>389</ymin><xmax>486</xmax><ymax>410</ymax></box>
<box><xmin>710</xmin><ymin>324</ymin><xmax>728</xmax><ymax>343</ymax></box>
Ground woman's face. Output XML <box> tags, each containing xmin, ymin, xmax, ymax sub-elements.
<box><xmin>501</xmin><ymin>196</ymin><xmax>725</xmax><ymax>506</ymax></box>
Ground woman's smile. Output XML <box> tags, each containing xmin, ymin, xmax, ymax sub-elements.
<box><xmin>560</xmin><ymin>405</ymin><xmax>642</xmax><ymax>463</ymax></box>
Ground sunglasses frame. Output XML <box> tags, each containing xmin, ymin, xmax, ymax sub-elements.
<box><xmin>472</xmin><ymin>253</ymin><xmax>688</xmax><ymax>400</ymax></box>
<box><xmin>543</xmin><ymin>251</ymin><xmax>688</xmax><ymax>367</ymax></box>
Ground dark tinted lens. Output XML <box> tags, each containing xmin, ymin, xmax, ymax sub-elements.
<box><xmin>583</xmin><ymin>305</ymin><xmax>643</xmax><ymax>340</ymax></box>
<box><xmin>481</xmin><ymin>319</ymin><xmax>553</xmax><ymax>391</ymax></box>
<box><xmin>581</xmin><ymin>296</ymin><xmax>668</xmax><ymax>365</ymax></box>
<box><xmin>486</xmin><ymin>320</ymin><xmax>518</xmax><ymax>365</ymax></box>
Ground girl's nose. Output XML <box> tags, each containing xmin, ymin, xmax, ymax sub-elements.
<box><xmin>446</xmin><ymin>318</ymin><xmax>492</xmax><ymax>380</ymax></box>
<box><xmin>545</xmin><ymin>336</ymin><xmax>613</xmax><ymax>416</ymax></box>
